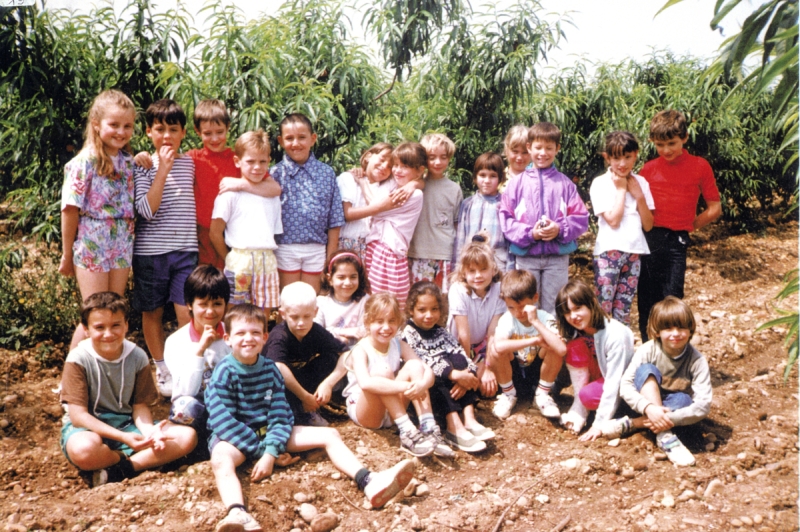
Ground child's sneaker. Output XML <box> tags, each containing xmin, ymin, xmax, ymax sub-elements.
<box><xmin>466</xmin><ymin>423</ymin><xmax>496</xmax><ymax>441</ymax></box>
<box><xmin>215</xmin><ymin>507</ymin><xmax>263</xmax><ymax>532</ymax></box>
<box><xmin>363</xmin><ymin>459</ymin><xmax>415</xmax><ymax>508</ymax></box>
<box><xmin>89</xmin><ymin>456</ymin><xmax>136</xmax><ymax>487</ymax></box>
<box><xmin>421</xmin><ymin>425</ymin><xmax>456</xmax><ymax>458</ymax></box>
<box><xmin>560</xmin><ymin>411</ymin><xmax>587</xmax><ymax>434</ymax></box>
<box><xmin>656</xmin><ymin>431</ymin><xmax>696</xmax><ymax>467</ymax></box>
<box><xmin>492</xmin><ymin>394</ymin><xmax>517</xmax><ymax>420</ymax></box>
<box><xmin>600</xmin><ymin>416</ymin><xmax>632</xmax><ymax>439</ymax></box>
<box><xmin>155</xmin><ymin>366</ymin><xmax>173</xmax><ymax>398</ymax></box>
<box><xmin>533</xmin><ymin>393</ymin><xmax>560</xmax><ymax>418</ymax></box>
<box><xmin>298</xmin><ymin>411</ymin><xmax>329</xmax><ymax>427</ymax></box>
<box><xmin>444</xmin><ymin>431</ymin><xmax>487</xmax><ymax>453</ymax></box>
<box><xmin>399</xmin><ymin>427</ymin><xmax>435</xmax><ymax>457</ymax></box>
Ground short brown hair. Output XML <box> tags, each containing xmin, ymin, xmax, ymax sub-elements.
<box><xmin>80</xmin><ymin>292</ymin><xmax>128</xmax><ymax>327</ymax></box>
<box><xmin>193</xmin><ymin>99</ymin><xmax>231</xmax><ymax>130</ymax></box>
<box><xmin>647</xmin><ymin>296</ymin><xmax>696</xmax><ymax>341</ymax></box>
<box><xmin>420</xmin><ymin>133</ymin><xmax>456</xmax><ymax>159</ymax></box>
<box><xmin>145</xmin><ymin>99</ymin><xmax>186</xmax><ymax>128</ymax></box>
<box><xmin>500</xmin><ymin>270</ymin><xmax>538</xmax><ymax>302</ymax></box>
<box><xmin>649</xmin><ymin>110</ymin><xmax>688</xmax><ymax>141</ymax></box>
<box><xmin>528</xmin><ymin>122</ymin><xmax>561</xmax><ymax>145</ymax></box>
<box><xmin>224</xmin><ymin>303</ymin><xmax>268</xmax><ymax>334</ymax></box>
<box><xmin>363</xmin><ymin>293</ymin><xmax>403</xmax><ymax>327</ymax></box>
<box><xmin>360</xmin><ymin>142</ymin><xmax>393</xmax><ymax>171</ymax></box>
<box><xmin>279</xmin><ymin>113</ymin><xmax>314</xmax><ymax>135</ymax></box>
<box><xmin>604</xmin><ymin>131</ymin><xmax>639</xmax><ymax>158</ymax></box>
<box><xmin>473</xmin><ymin>152</ymin><xmax>506</xmax><ymax>185</ymax></box>
<box><xmin>554</xmin><ymin>278</ymin><xmax>607</xmax><ymax>339</ymax></box>
<box><xmin>392</xmin><ymin>142</ymin><xmax>428</xmax><ymax>169</ymax></box>
<box><xmin>234</xmin><ymin>129</ymin><xmax>271</xmax><ymax>158</ymax></box>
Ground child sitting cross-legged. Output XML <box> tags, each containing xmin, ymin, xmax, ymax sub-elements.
<box><xmin>207</xmin><ymin>304</ymin><xmax>416</xmax><ymax>532</ymax></box>
<box><xmin>60</xmin><ymin>292</ymin><xmax>197</xmax><ymax>487</ymax></box>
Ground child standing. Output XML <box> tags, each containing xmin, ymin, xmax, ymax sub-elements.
<box><xmin>448</xmin><ymin>235</ymin><xmax>506</xmax><ymax>397</ymax></box>
<box><xmin>264</xmin><ymin>282</ymin><xmax>348</xmax><ymax>427</ymax></box>
<box><xmin>207</xmin><ymin>304</ymin><xmax>416</xmax><ymax>531</ymax></box>
<box><xmin>315</xmin><ymin>250</ymin><xmax>370</xmax><ymax>347</ymax></box>
<box><xmin>407</xmin><ymin>134</ymin><xmax>463</xmax><ymax>293</ymax></box>
<box><xmin>271</xmin><ymin>113</ymin><xmax>345</xmax><ymax>293</ymax></box>
<box><xmin>209</xmin><ymin>130</ymin><xmax>282</xmax><ymax>313</ymax></box>
<box><xmin>503</xmin><ymin>124</ymin><xmax>532</xmax><ymax>183</ymax></box>
<box><xmin>133</xmin><ymin>99</ymin><xmax>198</xmax><ymax>397</ymax></box>
<box><xmin>590</xmin><ymin>131</ymin><xmax>654</xmax><ymax>325</ymax></box>
<box><xmin>637</xmin><ymin>110</ymin><xmax>721</xmax><ymax>340</ymax></box>
<box><xmin>402</xmin><ymin>282</ymin><xmax>494</xmax><ymax>453</ymax></box>
<box><xmin>60</xmin><ymin>292</ymin><xmax>197</xmax><ymax>487</ymax></box>
<box><xmin>499</xmin><ymin>122</ymin><xmax>589</xmax><ymax>314</ymax></box>
<box><xmin>619</xmin><ymin>296</ymin><xmax>712</xmax><ymax>466</ymax></box>
<box><xmin>60</xmin><ymin>90</ymin><xmax>137</xmax><ymax>351</ymax></box>
<box><xmin>554</xmin><ymin>279</ymin><xmax>634</xmax><ymax>440</ymax></box>
<box><xmin>489</xmin><ymin>270</ymin><xmax>567</xmax><ymax>420</ymax></box>
<box><xmin>453</xmin><ymin>153</ymin><xmax>510</xmax><ymax>271</ymax></box>
<box><xmin>363</xmin><ymin>142</ymin><xmax>426</xmax><ymax>309</ymax></box>
<box><xmin>342</xmin><ymin>293</ymin><xmax>441</xmax><ymax>458</ymax></box>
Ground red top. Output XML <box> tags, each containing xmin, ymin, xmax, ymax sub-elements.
<box><xmin>640</xmin><ymin>149</ymin><xmax>720</xmax><ymax>232</ymax></box>
<box><xmin>188</xmin><ymin>147</ymin><xmax>240</xmax><ymax>228</ymax></box>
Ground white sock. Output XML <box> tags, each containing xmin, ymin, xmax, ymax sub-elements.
<box><xmin>394</xmin><ymin>414</ymin><xmax>415</xmax><ymax>434</ymax></box>
<box><xmin>155</xmin><ymin>359</ymin><xmax>168</xmax><ymax>372</ymax></box>
<box><xmin>566</xmin><ymin>365</ymin><xmax>589</xmax><ymax>420</ymax></box>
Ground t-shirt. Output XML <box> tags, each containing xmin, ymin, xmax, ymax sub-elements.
<box><xmin>494</xmin><ymin>308</ymin><xmax>558</xmax><ymax>367</ymax></box>
<box><xmin>133</xmin><ymin>155</ymin><xmax>198</xmax><ymax>255</ymax></box>
<box><xmin>408</xmin><ymin>177</ymin><xmax>463</xmax><ymax>261</ymax></box>
<box><xmin>447</xmin><ymin>281</ymin><xmax>506</xmax><ymax>345</ymax></box>
<box><xmin>211</xmin><ymin>190</ymin><xmax>282</xmax><ymax>250</ymax></box>
<box><xmin>164</xmin><ymin>321</ymin><xmax>229</xmax><ymax>400</ymax></box>
<box><xmin>366</xmin><ymin>181</ymin><xmax>423</xmax><ymax>256</ymax></box>
<box><xmin>337</xmin><ymin>171</ymin><xmax>369</xmax><ymax>241</ymax></box>
<box><xmin>639</xmin><ymin>149</ymin><xmax>720</xmax><ymax>232</ymax></box>
<box><xmin>61</xmin><ymin>149</ymin><xmax>135</xmax><ymax>221</ymax></box>
<box><xmin>263</xmin><ymin>322</ymin><xmax>347</xmax><ymax>371</ymax></box>
<box><xmin>314</xmin><ymin>294</ymin><xmax>367</xmax><ymax>347</ymax></box>
<box><xmin>188</xmin><ymin>147</ymin><xmax>240</xmax><ymax>229</ymax></box>
<box><xmin>590</xmin><ymin>170</ymin><xmax>655</xmax><ymax>255</ymax></box>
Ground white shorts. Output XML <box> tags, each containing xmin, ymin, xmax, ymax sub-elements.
<box><xmin>345</xmin><ymin>393</ymin><xmax>393</xmax><ymax>429</ymax></box>
<box><xmin>274</xmin><ymin>243</ymin><xmax>326</xmax><ymax>275</ymax></box>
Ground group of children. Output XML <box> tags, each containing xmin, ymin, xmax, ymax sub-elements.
<box><xmin>58</xmin><ymin>89</ymin><xmax>719</xmax><ymax>531</ymax></box>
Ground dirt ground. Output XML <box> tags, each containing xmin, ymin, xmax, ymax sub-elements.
<box><xmin>0</xmin><ymin>221</ymin><xmax>797</xmax><ymax>532</ymax></box>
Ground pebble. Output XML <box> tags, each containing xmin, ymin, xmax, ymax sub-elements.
<box><xmin>621</xmin><ymin>467</ymin><xmax>635</xmax><ymax>479</ymax></box>
<box><xmin>754</xmin><ymin>514</ymin><xmax>763</xmax><ymax>524</ymax></box>
<box><xmin>298</xmin><ymin>503</ymin><xmax>318</xmax><ymax>523</ymax></box>
<box><xmin>0</xmin><ymin>419</ymin><xmax>9</xmax><ymax>429</ymax></box>
<box><xmin>310</xmin><ymin>512</ymin><xmax>339</xmax><ymax>532</ymax></box>
<box><xmin>535</xmin><ymin>494</ymin><xmax>549</xmax><ymax>504</ymax></box>
<box><xmin>654</xmin><ymin>452</ymin><xmax>667</xmax><ymax>461</ymax></box>
<box><xmin>415</xmin><ymin>483</ymin><xmax>429</xmax><ymax>497</ymax></box>
<box><xmin>740</xmin><ymin>516</ymin><xmax>754</xmax><ymax>525</ymax></box>
<box><xmin>470</xmin><ymin>483</ymin><xmax>483</xmax><ymax>493</ymax></box>
<box><xmin>731</xmin><ymin>518</ymin><xmax>743</xmax><ymax>527</ymax></box>
<box><xmin>682</xmin><ymin>517</ymin><xmax>709</xmax><ymax>526</ymax></box>
<box><xmin>710</xmin><ymin>310</ymin><xmax>726</xmax><ymax>319</ymax></box>
<box><xmin>356</xmin><ymin>446</ymin><xmax>369</xmax><ymax>456</ymax></box>
<box><xmin>294</xmin><ymin>493</ymin><xmax>309</xmax><ymax>503</ymax></box>
<box><xmin>156</xmin><ymin>519</ymin><xmax>164</xmax><ymax>526</ymax></box>
<box><xmin>331</xmin><ymin>472</ymin><xmax>341</xmax><ymax>480</ymax></box>
<box><xmin>754</xmin><ymin>437</ymin><xmax>764</xmax><ymax>453</ymax></box>
<box><xmin>560</xmin><ymin>458</ymin><xmax>580</xmax><ymax>469</ymax></box>
<box><xmin>3</xmin><ymin>394</ymin><xmax>18</xmax><ymax>405</ymax></box>
<box><xmin>632</xmin><ymin>459</ymin><xmax>648</xmax><ymax>471</ymax></box>
<box><xmin>644</xmin><ymin>514</ymin><xmax>656</xmax><ymax>527</ymax></box>
<box><xmin>403</xmin><ymin>478</ymin><xmax>419</xmax><ymax>497</ymax></box>
<box><xmin>704</xmin><ymin>479</ymin><xmax>724</xmax><ymax>498</ymax></box>
<box><xmin>661</xmin><ymin>492</ymin><xmax>675</xmax><ymax>508</ymax></box>
<box><xmin>515</xmin><ymin>496</ymin><xmax>529</xmax><ymax>507</ymax></box>
<box><xmin>410</xmin><ymin>515</ymin><xmax>423</xmax><ymax>531</ymax></box>
<box><xmin>705</xmin><ymin>442</ymin><xmax>716</xmax><ymax>452</ymax></box>
<box><xmin>677</xmin><ymin>490</ymin><xmax>697</xmax><ymax>502</ymax></box>
<box><xmin>608</xmin><ymin>438</ymin><xmax>620</xmax><ymax>447</ymax></box>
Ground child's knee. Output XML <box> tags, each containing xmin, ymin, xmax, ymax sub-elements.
<box><xmin>633</xmin><ymin>363</ymin><xmax>662</xmax><ymax>391</ymax></box>
<box><xmin>400</xmin><ymin>358</ymin><xmax>426</xmax><ymax>377</ymax></box>
<box><xmin>65</xmin><ymin>432</ymin><xmax>104</xmax><ymax>468</ymax></box>
<box><xmin>565</xmin><ymin>338</ymin><xmax>592</xmax><ymax>367</ymax></box>
<box><xmin>578</xmin><ymin>381</ymin><xmax>604</xmax><ymax>410</ymax></box>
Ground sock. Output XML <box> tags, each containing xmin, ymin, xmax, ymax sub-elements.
<box><xmin>500</xmin><ymin>380</ymin><xmax>516</xmax><ymax>397</ymax></box>
<box><xmin>566</xmin><ymin>365</ymin><xmax>589</xmax><ymax>419</ymax></box>
<box><xmin>394</xmin><ymin>414</ymin><xmax>414</xmax><ymax>434</ymax></box>
<box><xmin>354</xmin><ymin>467</ymin><xmax>372</xmax><ymax>492</ymax></box>
<box><xmin>418</xmin><ymin>413</ymin><xmax>436</xmax><ymax>433</ymax></box>
<box><xmin>536</xmin><ymin>379</ymin><xmax>554</xmax><ymax>397</ymax></box>
<box><xmin>155</xmin><ymin>359</ymin><xmax>168</xmax><ymax>372</ymax></box>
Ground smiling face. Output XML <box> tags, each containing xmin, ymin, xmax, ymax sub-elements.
<box><xmin>225</xmin><ymin>317</ymin><xmax>266</xmax><ymax>365</ymax></box>
<box><xmin>196</xmin><ymin>120</ymin><xmax>229</xmax><ymax>153</ymax></box>
<box><xmin>410</xmin><ymin>294</ymin><xmax>441</xmax><ymax>331</ymax></box>
<box><xmin>366</xmin><ymin>149</ymin><xmax>393</xmax><ymax>183</ymax></box>
<box><xmin>328</xmin><ymin>262</ymin><xmax>360</xmax><ymax>303</ymax></box>
<box><xmin>94</xmin><ymin>105</ymin><xmax>135</xmax><ymax>157</ymax></box>
<box><xmin>392</xmin><ymin>162</ymin><xmax>426</xmax><ymax>187</ymax></box>
<box><xmin>505</xmin><ymin>144</ymin><xmax>531</xmax><ymax>175</ymax></box>
<box><xmin>426</xmin><ymin>145</ymin><xmax>451</xmax><ymax>179</ymax></box>
<box><xmin>659</xmin><ymin>326</ymin><xmax>691</xmax><ymax>358</ymax></box>
<box><xmin>86</xmin><ymin>309</ymin><xmax>128</xmax><ymax>360</ymax></box>
<box><xmin>464</xmin><ymin>262</ymin><xmax>494</xmax><ymax>296</ymax></box>
<box><xmin>146</xmin><ymin>120</ymin><xmax>186</xmax><ymax>151</ymax></box>
<box><xmin>564</xmin><ymin>298</ymin><xmax>594</xmax><ymax>334</ymax></box>
<box><xmin>280</xmin><ymin>302</ymin><xmax>317</xmax><ymax>341</ymax></box>
<box><xmin>189</xmin><ymin>296</ymin><xmax>226</xmax><ymax>333</ymax></box>
<box><xmin>653</xmin><ymin>136</ymin><xmax>687</xmax><ymax>162</ymax></box>
<box><xmin>475</xmin><ymin>169</ymin><xmax>500</xmax><ymax>196</ymax></box>
<box><xmin>235</xmin><ymin>147</ymin><xmax>270</xmax><ymax>184</ymax></box>
<box><xmin>527</xmin><ymin>139</ymin><xmax>559</xmax><ymax>169</ymax></box>
<box><xmin>368</xmin><ymin>309</ymin><xmax>401</xmax><ymax>350</ymax></box>
<box><xmin>278</xmin><ymin>122</ymin><xmax>316</xmax><ymax>165</ymax></box>
<box><xmin>605</xmin><ymin>151</ymin><xmax>638</xmax><ymax>179</ymax></box>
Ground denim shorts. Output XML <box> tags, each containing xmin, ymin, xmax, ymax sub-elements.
<box><xmin>61</xmin><ymin>411</ymin><xmax>142</xmax><ymax>466</ymax></box>
<box><xmin>132</xmin><ymin>250</ymin><xmax>198</xmax><ymax>311</ymax></box>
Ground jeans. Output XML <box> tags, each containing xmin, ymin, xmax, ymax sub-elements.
<box><xmin>637</xmin><ymin>227</ymin><xmax>689</xmax><ymax>340</ymax></box>
<box><xmin>633</xmin><ymin>363</ymin><xmax>693</xmax><ymax>411</ymax></box>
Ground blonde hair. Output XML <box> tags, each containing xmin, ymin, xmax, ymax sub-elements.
<box><xmin>503</xmin><ymin>124</ymin><xmax>529</xmax><ymax>153</ymax></box>
<box><xmin>83</xmin><ymin>90</ymin><xmax>136</xmax><ymax>177</ymax></box>
<box><xmin>363</xmin><ymin>293</ymin><xmax>403</xmax><ymax>327</ymax></box>
<box><xmin>234</xmin><ymin>129</ymin><xmax>271</xmax><ymax>158</ymax></box>
<box><xmin>420</xmin><ymin>133</ymin><xmax>456</xmax><ymax>159</ymax></box>
<box><xmin>452</xmin><ymin>234</ymin><xmax>501</xmax><ymax>295</ymax></box>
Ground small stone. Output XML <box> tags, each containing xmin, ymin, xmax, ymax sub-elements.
<box><xmin>0</xmin><ymin>419</ymin><xmax>9</xmax><ymax>429</ymax></box>
<box><xmin>710</xmin><ymin>310</ymin><xmax>726</xmax><ymax>319</ymax></box>
<box><xmin>470</xmin><ymin>483</ymin><xmax>483</xmax><ymax>493</ymax></box>
<box><xmin>3</xmin><ymin>394</ymin><xmax>18</xmax><ymax>405</ymax></box>
<box><xmin>410</xmin><ymin>515</ymin><xmax>423</xmax><ymax>531</ymax></box>
<box><xmin>356</xmin><ymin>446</ymin><xmax>369</xmax><ymax>456</ymax></box>
<box><xmin>705</xmin><ymin>442</ymin><xmax>715</xmax><ymax>452</ymax></box>
<box><xmin>644</xmin><ymin>514</ymin><xmax>656</xmax><ymax>527</ymax></box>
<box><xmin>403</xmin><ymin>478</ymin><xmax>419</xmax><ymax>497</ymax></box>
<box><xmin>753</xmin><ymin>514</ymin><xmax>763</xmax><ymax>524</ymax></box>
<box><xmin>515</xmin><ymin>496</ymin><xmax>529</xmax><ymax>507</ymax></box>
<box><xmin>331</xmin><ymin>472</ymin><xmax>341</xmax><ymax>480</ymax></box>
<box><xmin>731</xmin><ymin>518</ymin><xmax>743</xmax><ymax>527</ymax></box>
<box><xmin>740</xmin><ymin>516</ymin><xmax>753</xmax><ymax>526</ymax></box>
<box><xmin>632</xmin><ymin>459</ymin><xmax>648</xmax><ymax>471</ymax></box>
<box><xmin>704</xmin><ymin>479</ymin><xmax>724</xmax><ymax>498</ymax></box>
<box><xmin>705</xmin><ymin>433</ymin><xmax>718</xmax><ymax>443</ymax></box>
<box><xmin>682</xmin><ymin>517</ymin><xmax>709</xmax><ymax>526</ymax></box>
<box><xmin>559</xmin><ymin>458</ymin><xmax>580</xmax><ymax>469</ymax></box>
<box><xmin>535</xmin><ymin>494</ymin><xmax>549</xmax><ymax>504</ymax></box>
<box><xmin>629</xmin><ymin>504</ymin><xmax>642</xmax><ymax>513</ymax></box>
<box><xmin>661</xmin><ymin>492</ymin><xmax>675</xmax><ymax>508</ymax></box>
<box><xmin>621</xmin><ymin>467</ymin><xmax>635</xmax><ymax>479</ymax></box>
<box><xmin>415</xmin><ymin>483</ymin><xmax>429</xmax><ymax>497</ymax></box>
<box><xmin>7</xmin><ymin>514</ymin><xmax>20</xmax><ymax>524</ymax></box>
<box><xmin>608</xmin><ymin>438</ymin><xmax>620</xmax><ymax>447</ymax></box>
<box><xmin>754</xmin><ymin>437</ymin><xmax>764</xmax><ymax>453</ymax></box>
<box><xmin>580</xmin><ymin>465</ymin><xmax>592</xmax><ymax>475</ymax></box>
<box><xmin>156</xmin><ymin>519</ymin><xmax>164</xmax><ymax>526</ymax></box>
<box><xmin>654</xmin><ymin>452</ymin><xmax>667</xmax><ymax>461</ymax></box>
<box><xmin>298</xmin><ymin>503</ymin><xmax>318</xmax><ymax>523</ymax></box>
<box><xmin>294</xmin><ymin>493</ymin><xmax>309</xmax><ymax>503</ymax></box>
<box><xmin>677</xmin><ymin>490</ymin><xmax>697</xmax><ymax>502</ymax></box>
<box><xmin>310</xmin><ymin>512</ymin><xmax>339</xmax><ymax>532</ymax></box>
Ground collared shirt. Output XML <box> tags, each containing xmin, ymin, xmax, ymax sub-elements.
<box><xmin>270</xmin><ymin>153</ymin><xmax>345</xmax><ymax>245</ymax></box>
<box><xmin>454</xmin><ymin>192</ymin><xmax>508</xmax><ymax>264</ymax></box>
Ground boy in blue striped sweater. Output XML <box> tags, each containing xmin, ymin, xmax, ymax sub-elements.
<box><xmin>207</xmin><ymin>304</ymin><xmax>415</xmax><ymax>532</ymax></box>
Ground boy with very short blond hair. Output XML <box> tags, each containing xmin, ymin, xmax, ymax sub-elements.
<box><xmin>263</xmin><ymin>282</ymin><xmax>349</xmax><ymax>426</ymax></box>
<box><xmin>499</xmin><ymin>122</ymin><xmax>589</xmax><ymax>315</ymax></box>
<box><xmin>637</xmin><ymin>110</ymin><xmax>721</xmax><ymax>341</ymax></box>
<box><xmin>488</xmin><ymin>270</ymin><xmax>567</xmax><ymax>420</ymax></box>
<box><xmin>407</xmin><ymin>133</ymin><xmax>463</xmax><ymax>294</ymax></box>
<box><xmin>209</xmin><ymin>130</ymin><xmax>282</xmax><ymax>312</ymax></box>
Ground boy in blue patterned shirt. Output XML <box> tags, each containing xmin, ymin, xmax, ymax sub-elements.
<box><xmin>271</xmin><ymin>113</ymin><xmax>345</xmax><ymax>293</ymax></box>
<box><xmin>207</xmin><ymin>304</ymin><xmax>415</xmax><ymax>532</ymax></box>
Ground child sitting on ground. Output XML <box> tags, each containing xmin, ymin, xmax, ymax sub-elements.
<box><xmin>315</xmin><ymin>250</ymin><xmax>370</xmax><ymax>347</ymax></box>
<box><xmin>618</xmin><ymin>296</ymin><xmax>712</xmax><ymax>467</ymax></box>
<box><xmin>264</xmin><ymin>282</ymin><xmax>349</xmax><ymax>426</ymax></box>
<box><xmin>207</xmin><ymin>304</ymin><xmax>416</xmax><ymax>532</ymax></box>
<box><xmin>60</xmin><ymin>292</ymin><xmax>197</xmax><ymax>487</ymax></box>
<box><xmin>489</xmin><ymin>270</ymin><xmax>567</xmax><ymax>420</ymax></box>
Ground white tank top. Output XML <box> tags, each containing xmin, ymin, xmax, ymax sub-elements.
<box><xmin>342</xmin><ymin>336</ymin><xmax>402</xmax><ymax>398</ymax></box>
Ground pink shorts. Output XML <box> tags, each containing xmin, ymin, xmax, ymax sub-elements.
<box><xmin>566</xmin><ymin>337</ymin><xmax>604</xmax><ymax>410</ymax></box>
<box><xmin>364</xmin><ymin>241</ymin><xmax>410</xmax><ymax>309</ymax></box>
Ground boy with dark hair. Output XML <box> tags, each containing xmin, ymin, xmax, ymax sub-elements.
<box><xmin>208</xmin><ymin>303</ymin><xmax>415</xmax><ymax>531</ymax></box>
<box><xmin>60</xmin><ymin>292</ymin><xmax>197</xmax><ymax>487</ymax></box>
<box><xmin>488</xmin><ymin>270</ymin><xmax>567</xmax><ymax>420</ymax></box>
<box><xmin>637</xmin><ymin>110</ymin><xmax>721</xmax><ymax>340</ymax></box>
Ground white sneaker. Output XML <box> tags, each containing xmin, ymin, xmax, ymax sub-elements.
<box><xmin>363</xmin><ymin>459</ymin><xmax>415</xmax><ymax>508</ymax></box>
<box><xmin>300</xmin><ymin>411</ymin><xmax>329</xmax><ymax>427</ymax></box>
<box><xmin>560</xmin><ymin>411</ymin><xmax>586</xmax><ymax>434</ymax></box>
<box><xmin>492</xmin><ymin>394</ymin><xmax>517</xmax><ymax>420</ymax></box>
<box><xmin>657</xmin><ymin>431</ymin><xmax>696</xmax><ymax>467</ymax></box>
<box><xmin>533</xmin><ymin>393</ymin><xmax>560</xmax><ymax>418</ymax></box>
<box><xmin>155</xmin><ymin>366</ymin><xmax>172</xmax><ymax>398</ymax></box>
<box><xmin>600</xmin><ymin>416</ymin><xmax>632</xmax><ymax>439</ymax></box>
<box><xmin>215</xmin><ymin>508</ymin><xmax>263</xmax><ymax>532</ymax></box>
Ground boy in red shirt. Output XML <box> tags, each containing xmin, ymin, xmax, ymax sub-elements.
<box><xmin>637</xmin><ymin>110</ymin><xmax>721</xmax><ymax>340</ymax></box>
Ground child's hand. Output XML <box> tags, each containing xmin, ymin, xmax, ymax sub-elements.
<box><xmin>643</xmin><ymin>404</ymin><xmax>674</xmax><ymax>433</ymax></box>
<box><xmin>626</xmin><ymin>176</ymin><xmax>644</xmax><ymax>200</ymax></box>
<box><xmin>532</xmin><ymin>218</ymin><xmax>559</xmax><ymax>241</ymax></box>
<box><xmin>148</xmin><ymin>420</ymin><xmax>168</xmax><ymax>452</ymax></box>
<box><xmin>158</xmin><ymin>145</ymin><xmax>175</xmax><ymax>173</ymax></box>
<box><xmin>480</xmin><ymin>367</ymin><xmax>498</xmax><ymax>397</ymax></box>
<box><xmin>123</xmin><ymin>431</ymin><xmax>154</xmax><ymax>452</ymax></box>
<box><xmin>404</xmin><ymin>380</ymin><xmax>427</xmax><ymax>401</ymax></box>
<box><xmin>199</xmin><ymin>324</ymin><xmax>220</xmax><ymax>352</ymax></box>
<box><xmin>450</xmin><ymin>382</ymin><xmax>468</xmax><ymax>400</ymax></box>
<box><xmin>58</xmin><ymin>254</ymin><xmax>75</xmax><ymax>277</ymax></box>
<box><xmin>350</xmin><ymin>167</ymin><xmax>365</xmax><ymax>180</ymax></box>
<box><xmin>275</xmin><ymin>452</ymin><xmax>300</xmax><ymax>468</ymax></box>
<box><xmin>314</xmin><ymin>382</ymin><xmax>333</xmax><ymax>406</ymax></box>
<box><xmin>389</xmin><ymin>183</ymin><xmax>414</xmax><ymax>206</ymax></box>
<box><xmin>301</xmin><ymin>392</ymin><xmax>320</xmax><ymax>413</ymax></box>
<box><xmin>610</xmin><ymin>172</ymin><xmax>627</xmax><ymax>187</ymax></box>
<box><xmin>218</xmin><ymin>177</ymin><xmax>246</xmax><ymax>194</ymax></box>
<box><xmin>134</xmin><ymin>151</ymin><xmax>153</xmax><ymax>169</ymax></box>
<box><xmin>523</xmin><ymin>304</ymin><xmax>540</xmax><ymax>325</ymax></box>
<box><xmin>578</xmin><ymin>426</ymin><xmax>602</xmax><ymax>442</ymax></box>
<box><xmin>251</xmin><ymin>453</ymin><xmax>276</xmax><ymax>482</ymax></box>
<box><xmin>450</xmin><ymin>369</ymin><xmax>479</xmax><ymax>391</ymax></box>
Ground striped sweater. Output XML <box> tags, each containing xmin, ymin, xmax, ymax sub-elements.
<box><xmin>205</xmin><ymin>354</ymin><xmax>293</xmax><ymax>459</ymax></box>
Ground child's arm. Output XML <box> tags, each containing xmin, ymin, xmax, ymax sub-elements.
<box><xmin>252</xmin><ymin>364</ymin><xmax>294</xmax><ymax>481</ymax></box>
<box><xmin>526</xmin><ymin>306</ymin><xmax>567</xmax><ymax>358</ymax></box>
<box><xmin>314</xmin><ymin>350</ymin><xmax>349</xmax><ymax>406</ymax></box>
<box><xmin>133</xmin><ymin>151</ymin><xmax>153</xmax><ymax>169</ymax></box>
<box><xmin>554</xmin><ymin>182</ymin><xmax>589</xmax><ymax>244</ymax></box>
<box><xmin>219</xmin><ymin>176</ymin><xmax>281</xmax><ymax>198</ymax></box>
<box><xmin>351</xmin><ymin>345</ymin><xmax>412</xmax><ymax>395</ymax></box>
<box><xmin>138</xmin><ymin>145</ymin><xmax>175</xmax><ymax>216</ymax></box>
<box><xmin>275</xmin><ymin>362</ymin><xmax>319</xmax><ymax>413</ymax></box>
<box><xmin>480</xmin><ymin>315</ymin><xmax>502</xmax><ymax>396</ymax></box>
<box><xmin>693</xmin><ymin>201</ymin><xmax>721</xmax><ymax>231</ymax></box>
<box><xmin>452</xmin><ymin>315</ymin><xmax>472</xmax><ymax>356</ymax></box>
<box><xmin>58</xmin><ymin>206</ymin><xmax>79</xmax><ymax>277</ymax></box>
<box><xmin>599</xmin><ymin>174</ymin><xmax>628</xmax><ymax>229</ymax></box>
<box><xmin>209</xmin><ymin>218</ymin><xmax>229</xmax><ymax>262</ymax></box>
<box><xmin>389</xmin><ymin>177</ymin><xmax>425</xmax><ymax>206</ymax></box>
<box><xmin>626</xmin><ymin>177</ymin><xmax>654</xmax><ymax>231</ymax></box>
<box><xmin>398</xmin><ymin>341</ymin><xmax>435</xmax><ymax>399</ymax></box>
<box><xmin>326</xmin><ymin>227</ymin><xmax>340</xmax><ymax>260</ymax></box>
<box><xmin>583</xmin><ymin>325</ymin><xmax>634</xmax><ymax>440</ymax></box>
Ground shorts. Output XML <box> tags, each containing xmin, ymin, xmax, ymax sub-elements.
<box><xmin>73</xmin><ymin>217</ymin><xmax>134</xmax><ymax>273</ymax></box>
<box><xmin>408</xmin><ymin>258</ymin><xmax>453</xmax><ymax>293</ymax></box>
<box><xmin>197</xmin><ymin>225</ymin><xmax>224</xmax><ymax>270</ymax></box>
<box><xmin>61</xmin><ymin>411</ymin><xmax>142</xmax><ymax>466</ymax></box>
<box><xmin>338</xmin><ymin>236</ymin><xmax>367</xmax><ymax>260</ymax></box>
<box><xmin>132</xmin><ymin>250</ymin><xmax>198</xmax><ymax>311</ymax></box>
<box><xmin>225</xmin><ymin>248</ymin><xmax>280</xmax><ymax>308</ymax></box>
<box><xmin>208</xmin><ymin>426</ymin><xmax>269</xmax><ymax>459</ymax></box>
<box><xmin>345</xmin><ymin>393</ymin><xmax>394</xmax><ymax>429</ymax></box>
<box><xmin>275</xmin><ymin>243</ymin><xmax>326</xmax><ymax>275</ymax></box>
<box><xmin>364</xmin><ymin>241</ymin><xmax>410</xmax><ymax>308</ymax></box>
